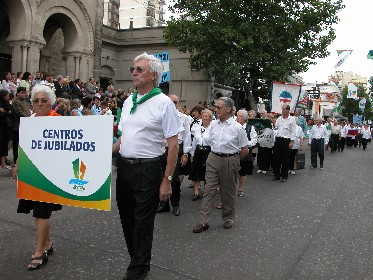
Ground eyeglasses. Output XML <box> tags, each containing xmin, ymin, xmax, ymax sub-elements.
<box><xmin>129</xmin><ymin>66</ymin><xmax>146</xmax><ymax>74</ymax></box>
<box><xmin>32</xmin><ymin>98</ymin><xmax>49</xmax><ymax>104</ymax></box>
<box><xmin>215</xmin><ymin>105</ymin><xmax>225</xmax><ymax>110</ymax></box>
<box><xmin>172</xmin><ymin>101</ymin><xmax>178</xmax><ymax>105</ymax></box>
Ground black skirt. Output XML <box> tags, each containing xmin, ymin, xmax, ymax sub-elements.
<box><xmin>188</xmin><ymin>145</ymin><xmax>211</xmax><ymax>182</ymax></box>
<box><xmin>17</xmin><ymin>199</ymin><xmax>62</xmax><ymax>219</ymax></box>
<box><xmin>239</xmin><ymin>157</ymin><xmax>254</xmax><ymax>176</ymax></box>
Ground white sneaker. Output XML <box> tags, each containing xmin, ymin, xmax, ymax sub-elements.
<box><xmin>262</xmin><ymin>171</ymin><xmax>266</xmax><ymax>174</ymax></box>
<box><xmin>257</xmin><ymin>170</ymin><xmax>263</xmax><ymax>174</ymax></box>
<box><xmin>290</xmin><ymin>170</ymin><xmax>295</xmax><ymax>175</ymax></box>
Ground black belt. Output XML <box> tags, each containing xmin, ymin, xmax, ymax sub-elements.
<box><xmin>212</xmin><ymin>152</ymin><xmax>238</xmax><ymax>157</ymax></box>
<box><xmin>121</xmin><ymin>157</ymin><xmax>160</xmax><ymax>165</ymax></box>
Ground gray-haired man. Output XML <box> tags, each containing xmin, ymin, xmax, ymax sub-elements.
<box><xmin>193</xmin><ymin>97</ymin><xmax>249</xmax><ymax>233</ymax></box>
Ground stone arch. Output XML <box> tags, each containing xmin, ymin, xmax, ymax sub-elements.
<box><xmin>36</xmin><ymin>0</ymin><xmax>94</xmax><ymax>53</ymax></box>
<box><xmin>100</xmin><ymin>65</ymin><xmax>115</xmax><ymax>79</ymax></box>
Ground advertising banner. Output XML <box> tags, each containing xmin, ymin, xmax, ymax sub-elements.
<box><xmin>17</xmin><ymin>116</ymin><xmax>113</xmax><ymax>211</ymax></box>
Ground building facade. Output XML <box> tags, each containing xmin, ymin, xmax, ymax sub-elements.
<box><xmin>119</xmin><ymin>0</ymin><xmax>165</xmax><ymax>29</ymax></box>
<box><xmin>0</xmin><ymin>0</ymin><xmax>210</xmax><ymax>106</ymax></box>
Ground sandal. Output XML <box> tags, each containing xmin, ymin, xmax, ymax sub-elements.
<box><xmin>237</xmin><ymin>191</ymin><xmax>244</xmax><ymax>197</ymax></box>
<box><xmin>46</xmin><ymin>241</ymin><xmax>54</xmax><ymax>255</ymax></box>
<box><xmin>216</xmin><ymin>202</ymin><xmax>222</xmax><ymax>209</ymax></box>
<box><xmin>28</xmin><ymin>251</ymin><xmax>48</xmax><ymax>270</ymax></box>
<box><xmin>1</xmin><ymin>165</ymin><xmax>11</xmax><ymax>170</ymax></box>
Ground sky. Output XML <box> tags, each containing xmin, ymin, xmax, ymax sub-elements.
<box><xmin>300</xmin><ymin>0</ymin><xmax>373</xmax><ymax>84</ymax></box>
<box><xmin>164</xmin><ymin>0</ymin><xmax>373</xmax><ymax>84</ymax></box>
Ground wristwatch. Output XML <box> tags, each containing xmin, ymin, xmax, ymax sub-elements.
<box><xmin>165</xmin><ymin>175</ymin><xmax>172</xmax><ymax>181</ymax></box>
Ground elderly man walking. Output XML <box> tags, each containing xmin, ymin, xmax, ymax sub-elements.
<box><xmin>193</xmin><ymin>97</ymin><xmax>249</xmax><ymax>233</ymax></box>
<box><xmin>112</xmin><ymin>52</ymin><xmax>181</xmax><ymax>280</ymax></box>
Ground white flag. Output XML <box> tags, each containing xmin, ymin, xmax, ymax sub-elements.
<box><xmin>335</xmin><ymin>50</ymin><xmax>352</xmax><ymax>68</ymax></box>
<box><xmin>347</xmin><ymin>83</ymin><xmax>358</xmax><ymax>99</ymax></box>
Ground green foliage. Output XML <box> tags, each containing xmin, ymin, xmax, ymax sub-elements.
<box><xmin>165</xmin><ymin>0</ymin><xmax>344</xmax><ymax>99</ymax></box>
<box><xmin>340</xmin><ymin>85</ymin><xmax>373</xmax><ymax>122</ymax></box>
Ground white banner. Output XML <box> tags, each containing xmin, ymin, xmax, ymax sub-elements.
<box><xmin>335</xmin><ymin>50</ymin><xmax>352</xmax><ymax>68</ymax></box>
<box><xmin>347</xmin><ymin>83</ymin><xmax>358</xmax><ymax>99</ymax></box>
<box><xmin>270</xmin><ymin>82</ymin><xmax>302</xmax><ymax>114</ymax></box>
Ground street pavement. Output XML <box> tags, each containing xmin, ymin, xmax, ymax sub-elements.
<box><xmin>1</xmin><ymin>144</ymin><xmax>373</xmax><ymax>280</ymax></box>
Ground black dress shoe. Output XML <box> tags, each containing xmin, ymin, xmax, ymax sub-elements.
<box><xmin>272</xmin><ymin>177</ymin><xmax>280</xmax><ymax>181</ymax></box>
<box><xmin>157</xmin><ymin>202</ymin><xmax>170</xmax><ymax>213</ymax></box>
<box><xmin>191</xmin><ymin>194</ymin><xmax>200</xmax><ymax>201</ymax></box>
<box><xmin>172</xmin><ymin>206</ymin><xmax>180</xmax><ymax>216</ymax></box>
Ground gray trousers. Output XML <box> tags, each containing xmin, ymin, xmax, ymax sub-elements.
<box><xmin>200</xmin><ymin>152</ymin><xmax>240</xmax><ymax>224</ymax></box>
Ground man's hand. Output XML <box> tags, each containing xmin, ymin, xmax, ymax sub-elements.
<box><xmin>159</xmin><ymin>178</ymin><xmax>172</xmax><ymax>201</ymax></box>
<box><xmin>288</xmin><ymin>142</ymin><xmax>293</xmax><ymax>149</ymax></box>
<box><xmin>180</xmin><ymin>154</ymin><xmax>188</xmax><ymax>166</ymax></box>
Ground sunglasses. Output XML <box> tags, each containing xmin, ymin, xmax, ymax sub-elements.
<box><xmin>32</xmin><ymin>98</ymin><xmax>49</xmax><ymax>104</ymax></box>
<box><xmin>215</xmin><ymin>105</ymin><xmax>225</xmax><ymax>110</ymax></box>
<box><xmin>129</xmin><ymin>66</ymin><xmax>146</xmax><ymax>74</ymax></box>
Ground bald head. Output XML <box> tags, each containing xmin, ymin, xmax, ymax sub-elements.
<box><xmin>169</xmin><ymin>94</ymin><xmax>179</xmax><ymax>107</ymax></box>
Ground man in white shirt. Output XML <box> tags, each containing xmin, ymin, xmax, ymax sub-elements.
<box><xmin>112</xmin><ymin>53</ymin><xmax>181</xmax><ymax>280</ymax></box>
<box><xmin>157</xmin><ymin>94</ymin><xmax>191</xmax><ymax>216</ymax></box>
<box><xmin>193</xmin><ymin>97</ymin><xmax>249</xmax><ymax>233</ymax></box>
<box><xmin>308</xmin><ymin>117</ymin><xmax>329</xmax><ymax>169</ymax></box>
<box><xmin>330</xmin><ymin>119</ymin><xmax>341</xmax><ymax>153</ymax></box>
<box><xmin>272</xmin><ymin>104</ymin><xmax>296</xmax><ymax>182</ymax></box>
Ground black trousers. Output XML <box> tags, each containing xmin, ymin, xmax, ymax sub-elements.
<box><xmin>12</xmin><ymin>130</ymin><xmax>19</xmax><ymax>163</ymax></box>
<box><xmin>273</xmin><ymin>137</ymin><xmax>291</xmax><ymax>179</ymax></box>
<box><xmin>160</xmin><ymin>146</ymin><xmax>181</xmax><ymax>207</ymax></box>
<box><xmin>289</xmin><ymin>149</ymin><xmax>298</xmax><ymax>171</ymax></box>
<box><xmin>362</xmin><ymin>138</ymin><xmax>369</xmax><ymax>150</ymax></box>
<box><xmin>116</xmin><ymin>158</ymin><xmax>162</xmax><ymax>280</ymax></box>
<box><xmin>257</xmin><ymin>146</ymin><xmax>272</xmax><ymax>171</ymax></box>
<box><xmin>311</xmin><ymin>139</ymin><xmax>324</xmax><ymax>167</ymax></box>
<box><xmin>330</xmin><ymin>134</ymin><xmax>339</xmax><ymax>153</ymax></box>
<box><xmin>338</xmin><ymin>137</ymin><xmax>346</xmax><ymax>151</ymax></box>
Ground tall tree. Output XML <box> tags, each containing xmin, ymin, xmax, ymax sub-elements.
<box><xmin>164</xmin><ymin>0</ymin><xmax>344</xmax><ymax>103</ymax></box>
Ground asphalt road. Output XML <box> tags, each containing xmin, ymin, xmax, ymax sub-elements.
<box><xmin>1</xmin><ymin>144</ymin><xmax>373</xmax><ymax>280</ymax></box>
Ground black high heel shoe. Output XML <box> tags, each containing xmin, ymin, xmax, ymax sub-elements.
<box><xmin>27</xmin><ymin>251</ymin><xmax>48</xmax><ymax>270</ymax></box>
<box><xmin>46</xmin><ymin>241</ymin><xmax>54</xmax><ymax>256</ymax></box>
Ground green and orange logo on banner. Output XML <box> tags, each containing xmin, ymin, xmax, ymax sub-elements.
<box><xmin>17</xmin><ymin>116</ymin><xmax>113</xmax><ymax>211</ymax></box>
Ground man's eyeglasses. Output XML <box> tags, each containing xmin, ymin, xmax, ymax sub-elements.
<box><xmin>215</xmin><ymin>105</ymin><xmax>224</xmax><ymax>110</ymax></box>
<box><xmin>129</xmin><ymin>66</ymin><xmax>145</xmax><ymax>74</ymax></box>
<box><xmin>172</xmin><ymin>101</ymin><xmax>178</xmax><ymax>105</ymax></box>
<box><xmin>32</xmin><ymin>98</ymin><xmax>49</xmax><ymax>104</ymax></box>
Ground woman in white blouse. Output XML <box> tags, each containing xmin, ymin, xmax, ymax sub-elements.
<box><xmin>361</xmin><ymin>124</ymin><xmax>372</xmax><ymax>150</ymax></box>
<box><xmin>189</xmin><ymin>109</ymin><xmax>213</xmax><ymax>200</ymax></box>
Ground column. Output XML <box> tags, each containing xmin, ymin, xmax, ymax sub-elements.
<box><xmin>27</xmin><ymin>43</ymin><xmax>44</xmax><ymax>75</ymax></box>
<box><xmin>74</xmin><ymin>55</ymin><xmax>81</xmax><ymax>79</ymax></box>
<box><xmin>21</xmin><ymin>44</ymin><xmax>29</xmax><ymax>72</ymax></box>
<box><xmin>9</xmin><ymin>43</ymin><xmax>22</xmax><ymax>72</ymax></box>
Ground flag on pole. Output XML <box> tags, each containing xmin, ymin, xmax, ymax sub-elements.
<box><xmin>367</xmin><ymin>50</ymin><xmax>373</xmax><ymax>59</ymax></box>
<box><xmin>335</xmin><ymin>50</ymin><xmax>352</xmax><ymax>68</ymax></box>
<box><xmin>359</xmin><ymin>98</ymin><xmax>366</xmax><ymax>112</ymax></box>
<box><xmin>347</xmin><ymin>83</ymin><xmax>358</xmax><ymax>99</ymax></box>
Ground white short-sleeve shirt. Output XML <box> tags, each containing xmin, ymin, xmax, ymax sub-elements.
<box><xmin>118</xmin><ymin>92</ymin><xmax>182</xmax><ymax>158</ymax></box>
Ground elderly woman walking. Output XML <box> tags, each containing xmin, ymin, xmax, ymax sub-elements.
<box><xmin>13</xmin><ymin>85</ymin><xmax>61</xmax><ymax>270</ymax></box>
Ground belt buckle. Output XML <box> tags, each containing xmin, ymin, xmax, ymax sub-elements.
<box><xmin>127</xmin><ymin>159</ymin><xmax>135</xmax><ymax>164</ymax></box>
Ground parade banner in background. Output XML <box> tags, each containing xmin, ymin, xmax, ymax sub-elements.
<box><xmin>247</xmin><ymin>119</ymin><xmax>273</xmax><ymax>148</ymax></box>
<box><xmin>153</xmin><ymin>52</ymin><xmax>170</xmax><ymax>83</ymax></box>
<box><xmin>270</xmin><ymin>82</ymin><xmax>302</xmax><ymax>114</ymax></box>
<box><xmin>353</xmin><ymin>114</ymin><xmax>362</xmax><ymax>125</ymax></box>
<box><xmin>17</xmin><ymin>116</ymin><xmax>113</xmax><ymax>211</ymax></box>
<box><xmin>347</xmin><ymin>83</ymin><xmax>358</xmax><ymax>99</ymax></box>
<box><xmin>359</xmin><ymin>98</ymin><xmax>366</xmax><ymax>111</ymax></box>
<box><xmin>335</xmin><ymin>50</ymin><xmax>352</xmax><ymax>68</ymax></box>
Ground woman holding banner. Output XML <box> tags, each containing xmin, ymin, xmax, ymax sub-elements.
<box><xmin>13</xmin><ymin>84</ymin><xmax>61</xmax><ymax>270</ymax></box>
